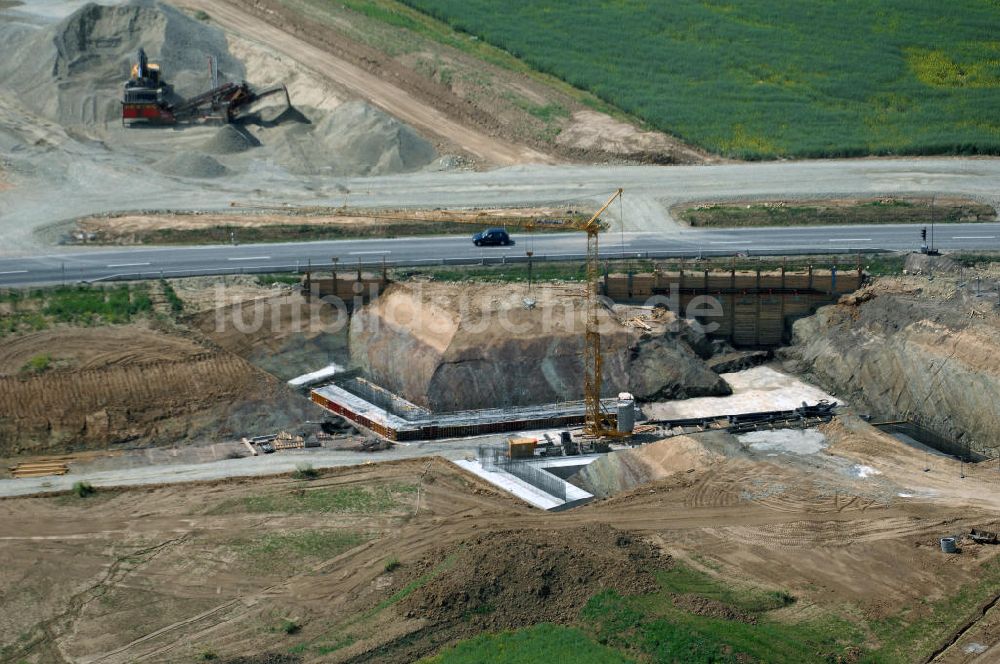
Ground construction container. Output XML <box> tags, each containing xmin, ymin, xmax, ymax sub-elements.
<box><xmin>617</xmin><ymin>392</ymin><xmax>636</xmax><ymax>434</ymax></box>
<box><xmin>940</xmin><ymin>537</ymin><xmax>958</xmax><ymax>554</ymax></box>
<box><xmin>508</xmin><ymin>437</ymin><xmax>537</xmax><ymax>459</ymax></box>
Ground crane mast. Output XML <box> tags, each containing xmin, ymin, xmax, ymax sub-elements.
<box><xmin>248</xmin><ymin>188</ymin><xmax>625</xmax><ymax>437</ymax></box>
<box><xmin>582</xmin><ymin>188</ymin><xmax>623</xmax><ymax>437</ymax></box>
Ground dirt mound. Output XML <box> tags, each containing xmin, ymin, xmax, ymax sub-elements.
<box><xmin>154</xmin><ymin>152</ymin><xmax>228</xmax><ymax>178</ymax></box>
<box><xmin>204</xmin><ymin>124</ymin><xmax>260</xmax><ymax>154</ymax></box>
<box><xmin>260</xmin><ymin>102</ymin><xmax>437</xmax><ymax>176</ymax></box>
<box><xmin>0</xmin><ymin>0</ymin><xmax>244</xmax><ymax>126</ymax></box>
<box><xmin>350</xmin><ymin>282</ymin><xmax>728</xmax><ymax>410</ymax></box>
<box><xmin>672</xmin><ymin>594</ymin><xmax>757</xmax><ymax>624</ymax></box>
<box><xmin>0</xmin><ymin>325</ymin><xmax>204</xmax><ymax>374</ymax></box>
<box><xmin>572</xmin><ymin>436</ymin><xmax>720</xmax><ymax>497</ymax></box>
<box><xmin>0</xmin><ymin>322</ymin><xmax>316</xmax><ymax>456</ymax></box>
<box><xmin>399</xmin><ymin>524</ymin><xmax>667</xmax><ymax>631</ymax></box>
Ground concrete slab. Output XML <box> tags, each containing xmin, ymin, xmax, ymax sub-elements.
<box><xmin>288</xmin><ymin>362</ymin><xmax>345</xmax><ymax>387</ymax></box>
<box><xmin>454</xmin><ymin>457</ymin><xmax>596</xmax><ymax>510</ymax></box>
<box><xmin>643</xmin><ymin>366</ymin><xmax>839</xmax><ymax>420</ymax></box>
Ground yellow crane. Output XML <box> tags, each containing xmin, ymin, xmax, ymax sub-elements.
<box><xmin>235</xmin><ymin>189</ymin><xmax>625</xmax><ymax>436</ymax></box>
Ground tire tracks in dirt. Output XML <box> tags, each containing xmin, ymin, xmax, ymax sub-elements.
<box><xmin>182</xmin><ymin>0</ymin><xmax>554</xmax><ymax>166</ymax></box>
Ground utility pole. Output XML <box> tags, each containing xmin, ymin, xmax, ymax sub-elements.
<box><xmin>930</xmin><ymin>196</ymin><xmax>936</xmax><ymax>254</ymax></box>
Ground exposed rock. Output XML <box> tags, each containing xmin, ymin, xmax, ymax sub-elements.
<box><xmin>783</xmin><ymin>276</ymin><xmax>1000</xmax><ymax>454</ymax></box>
<box><xmin>707</xmin><ymin>350</ymin><xmax>771</xmax><ymax>374</ymax></box>
<box><xmin>349</xmin><ymin>283</ymin><xmax>729</xmax><ymax>411</ymax></box>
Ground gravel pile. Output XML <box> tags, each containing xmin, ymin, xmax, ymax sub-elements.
<box><xmin>261</xmin><ymin>101</ymin><xmax>437</xmax><ymax>176</ymax></box>
<box><xmin>0</xmin><ymin>0</ymin><xmax>244</xmax><ymax>126</ymax></box>
<box><xmin>203</xmin><ymin>124</ymin><xmax>260</xmax><ymax>154</ymax></box>
<box><xmin>154</xmin><ymin>152</ymin><xmax>228</xmax><ymax>178</ymax></box>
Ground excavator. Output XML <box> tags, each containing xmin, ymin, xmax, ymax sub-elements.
<box><xmin>122</xmin><ymin>48</ymin><xmax>290</xmax><ymax>126</ymax></box>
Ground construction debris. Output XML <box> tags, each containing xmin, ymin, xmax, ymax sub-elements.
<box><xmin>970</xmin><ymin>528</ymin><xmax>999</xmax><ymax>544</ymax></box>
<box><xmin>9</xmin><ymin>461</ymin><xmax>69</xmax><ymax>479</ymax></box>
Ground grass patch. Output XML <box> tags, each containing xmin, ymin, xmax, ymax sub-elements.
<box><xmin>281</xmin><ymin>619</ymin><xmax>302</xmax><ymax>635</ymax></box>
<box><xmin>581</xmin><ymin>580</ymin><xmax>865</xmax><ymax>663</ymax></box>
<box><xmin>255</xmin><ymin>273</ymin><xmax>304</xmax><ymax>286</ymax></box>
<box><xmin>422</xmin><ymin>623</ymin><xmax>633</xmax><ymax>663</ymax></box>
<box><xmin>19</xmin><ymin>353</ymin><xmax>51</xmax><ymax>375</ymax></box>
<box><xmin>652</xmin><ymin>565</ymin><xmax>795</xmax><ymax>613</ymax></box>
<box><xmin>292</xmin><ymin>463</ymin><xmax>320</xmax><ymax>481</ymax></box>
<box><xmin>86</xmin><ymin>221</ymin><xmax>575</xmax><ymax>246</ymax></box>
<box><xmin>384</xmin><ymin>556</ymin><xmax>401</xmax><ymax>573</ymax></box>
<box><xmin>869</xmin><ymin>555</ymin><xmax>1000</xmax><ymax>663</ymax></box>
<box><xmin>681</xmin><ymin>199</ymin><xmax>996</xmax><ymax>228</ymax></box>
<box><xmin>324</xmin><ymin>0</ymin><xmax>629</xmax><ymax>121</ymax></box>
<box><xmin>42</xmin><ymin>284</ymin><xmax>152</xmax><ymax>324</ymax></box>
<box><xmin>0</xmin><ymin>284</ymin><xmax>154</xmax><ymax>337</ymax></box>
<box><xmin>72</xmin><ymin>481</ymin><xmax>96</xmax><ymax>498</ymax></box>
<box><xmin>233</xmin><ymin>530</ymin><xmax>368</xmax><ymax>569</ymax></box>
<box><xmin>396</xmin><ymin>0</ymin><xmax>1000</xmax><ymax>159</ymax></box>
<box><xmin>160</xmin><ymin>280</ymin><xmax>183</xmax><ymax>315</ymax></box>
<box><xmin>432</xmin><ymin>563</ymin><xmax>863</xmax><ymax>663</ymax></box>
<box><xmin>212</xmin><ymin>484</ymin><xmax>417</xmax><ymax>515</ymax></box>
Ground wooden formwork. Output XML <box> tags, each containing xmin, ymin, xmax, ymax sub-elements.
<box><xmin>604</xmin><ymin>268</ymin><xmax>862</xmax><ymax>347</ymax></box>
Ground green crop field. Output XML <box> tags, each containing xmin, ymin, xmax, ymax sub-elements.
<box><xmin>396</xmin><ymin>0</ymin><xmax>1000</xmax><ymax>159</ymax></box>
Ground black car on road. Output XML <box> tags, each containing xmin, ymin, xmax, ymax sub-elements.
<box><xmin>472</xmin><ymin>228</ymin><xmax>513</xmax><ymax>247</ymax></box>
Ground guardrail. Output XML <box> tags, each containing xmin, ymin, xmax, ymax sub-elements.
<box><xmin>76</xmin><ymin>247</ymin><xmax>891</xmax><ymax>285</ymax></box>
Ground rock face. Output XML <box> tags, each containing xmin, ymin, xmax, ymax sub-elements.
<box><xmin>349</xmin><ymin>283</ymin><xmax>730</xmax><ymax>411</ymax></box>
<box><xmin>783</xmin><ymin>276</ymin><xmax>1000</xmax><ymax>454</ymax></box>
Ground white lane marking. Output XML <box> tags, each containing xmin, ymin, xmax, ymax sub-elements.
<box><xmin>106</xmin><ymin>262</ymin><xmax>150</xmax><ymax>268</ymax></box>
<box><xmin>828</xmin><ymin>238</ymin><xmax>871</xmax><ymax>242</ymax></box>
<box><xmin>709</xmin><ymin>241</ymin><xmax>752</xmax><ymax>245</ymax></box>
<box><xmin>348</xmin><ymin>250</ymin><xmax>392</xmax><ymax>255</ymax></box>
<box><xmin>227</xmin><ymin>256</ymin><xmax>271</xmax><ymax>261</ymax></box>
<box><xmin>952</xmin><ymin>236</ymin><xmax>996</xmax><ymax>239</ymax></box>
<box><xmin>0</xmin><ymin>270</ymin><xmax>28</xmax><ymax>275</ymax></box>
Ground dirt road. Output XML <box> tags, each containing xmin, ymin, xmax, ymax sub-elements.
<box><xmin>182</xmin><ymin>0</ymin><xmax>554</xmax><ymax>166</ymax></box>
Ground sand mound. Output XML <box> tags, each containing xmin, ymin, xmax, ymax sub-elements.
<box><xmin>203</xmin><ymin>124</ymin><xmax>260</xmax><ymax>154</ymax></box>
<box><xmin>154</xmin><ymin>152</ymin><xmax>228</xmax><ymax>178</ymax></box>
<box><xmin>262</xmin><ymin>101</ymin><xmax>437</xmax><ymax>176</ymax></box>
<box><xmin>573</xmin><ymin>435</ymin><xmax>720</xmax><ymax>497</ymax></box>
<box><xmin>399</xmin><ymin>524</ymin><xmax>666</xmax><ymax>631</ymax></box>
<box><xmin>0</xmin><ymin>0</ymin><xmax>244</xmax><ymax>126</ymax></box>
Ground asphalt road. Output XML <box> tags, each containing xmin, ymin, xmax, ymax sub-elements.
<box><xmin>1</xmin><ymin>221</ymin><xmax>997</xmax><ymax>286</ymax></box>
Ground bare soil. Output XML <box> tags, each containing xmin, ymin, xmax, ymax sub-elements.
<box><xmin>0</xmin><ymin>281</ymin><xmax>324</xmax><ymax>457</ymax></box>
<box><xmin>3</xmin><ymin>415</ymin><xmax>1000</xmax><ymax>662</ymax></box>
<box><xmin>72</xmin><ymin>205</ymin><xmax>583</xmax><ymax>245</ymax></box>
<box><xmin>183</xmin><ymin>0</ymin><xmax>709</xmax><ymax>166</ymax></box>
<box><xmin>675</xmin><ymin>196</ymin><xmax>997</xmax><ymax>228</ymax></box>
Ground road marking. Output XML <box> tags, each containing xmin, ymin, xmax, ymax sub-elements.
<box><xmin>0</xmin><ymin>270</ymin><xmax>28</xmax><ymax>275</ymax></box>
<box><xmin>349</xmin><ymin>250</ymin><xmax>392</xmax><ymax>255</ymax></box>
<box><xmin>107</xmin><ymin>262</ymin><xmax>150</xmax><ymax>268</ymax></box>
<box><xmin>952</xmin><ymin>236</ymin><xmax>996</xmax><ymax>239</ymax></box>
<box><xmin>828</xmin><ymin>238</ymin><xmax>871</xmax><ymax>242</ymax></box>
<box><xmin>227</xmin><ymin>256</ymin><xmax>270</xmax><ymax>261</ymax></box>
<box><xmin>709</xmin><ymin>241</ymin><xmax>752</xmax><ymax>245</ymax></box>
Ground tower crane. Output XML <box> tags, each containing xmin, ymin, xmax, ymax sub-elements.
<box><xmin>235</xmin><ymin>189</ymin><xmax>625</xmax><ymax>437</ymax></box>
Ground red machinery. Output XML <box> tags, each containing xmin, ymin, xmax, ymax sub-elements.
<box><xmin>122</xmin><ymin>49</ymin><xmax>289</xmax><ymax>126</ymax></box>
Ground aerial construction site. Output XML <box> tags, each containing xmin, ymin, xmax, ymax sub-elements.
<box><xmin>2</xmin><ymin>1</ymin><xmax>1000</xmax><ymax>663</ymax></box>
